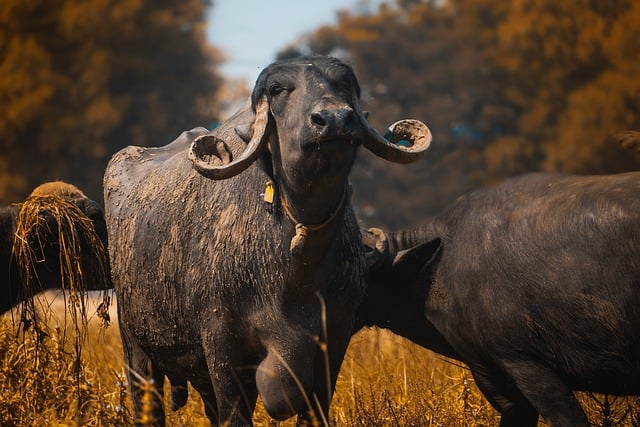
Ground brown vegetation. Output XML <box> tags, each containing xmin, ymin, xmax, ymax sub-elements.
<box><xmin>0</xmin><ymin>0</ymin><xmax>222</xmax><ymax>202</ymax></box>
<box><xmin>1</xmin><ymin>296</ymin><xmax>638</xmax><ymax>426</ymax></box>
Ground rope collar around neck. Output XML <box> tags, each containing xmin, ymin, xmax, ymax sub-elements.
<box><xmin>263</xmin><ymin>180</ymin><xmax>349</xmax><ymax>254</ymax></box>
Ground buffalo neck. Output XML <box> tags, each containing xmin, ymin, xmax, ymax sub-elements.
<box><xmin>277</xmin><ymin>181</ymin><xmax>350</xmax><ymax>268</ymax></box>
<box><xmin>276</xmin><ymin>165</ymin><xmax>351</xmax><ymax>225</ymax></box>
<box><xmin>254</xmin><ymin>175</ymin><xmax>351</xmax><ymax>288</ymax></box>
<box><xmin>280</xmin><ymin>184</ymin><xmax>349</xmax><ymax>231</ymax></box>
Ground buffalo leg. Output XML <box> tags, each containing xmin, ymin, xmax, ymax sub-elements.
<box><xmin>210</xmin><ymin>365</ymin><xmax>257</xmax><ymax>426</ymax></box>
<box><xmin>189</xmin><ymin>379</ymin><xmax>220</xmax><ymax>424</ymax></box>
<box><xmin>120</xmin><ymin>324</ymin><xmax>167</xmax><ymax>426</ymax></box>
<box><xmin>503</xmin><ymin>360</ymin><xmax>589</xmax><ymax>427</ymax></box>
<box><xmin>296</xmin><ymin>347</ymin><xmax>333</xmax><ymax>426</ymax></box>
<box><xmin>297</xmin><ymin>303</ymin><xmax>355</xmax><ymax>426</ymax></box>
<box><xmin>202</xmin><ymin>336</ymin><xmax>257</xmax><ymax>426</ymax></box>
<box><xmin>470</xmin><ymin>364</ymin><xmax>539</xmax><ymax>427</ymax></box>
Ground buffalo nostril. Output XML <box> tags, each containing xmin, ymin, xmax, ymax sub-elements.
<box><xmin>311</xmin><ymin>112</ymin><xmax>327</xmax><ymax>128</ymax></box>
<box><xmin>311</xmin><ymin>108</ymin><xmax>354</xmax><ymax>132</ymax></box>
<box><xmin>337</xmin><ymin>108</ymin><xmax>354</xmax><ymax>126</ymax></box>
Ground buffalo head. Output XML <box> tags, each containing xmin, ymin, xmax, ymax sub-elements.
<box><xmin>189</xmin><ymin>56</ymin><xmax>430</xmax><ymax>225</ymax></box>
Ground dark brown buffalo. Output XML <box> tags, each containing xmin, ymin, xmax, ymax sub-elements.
<box><xmin>104</xmin><ymin>56</ymin><xmax>431</xmax><ymax>426</ymax></box>
<box><xmin>360</xmin><ymin>171</ymin><xmax>640</xmax><ymax>427</ymax></box>
<box><xmin>1</xmin><ymin>181</ymin><xmax>110</xmax><ymax>314</ymax></box>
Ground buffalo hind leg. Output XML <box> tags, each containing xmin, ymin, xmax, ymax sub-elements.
<box><xmin>503</xmin><ymin>360</ymin><xmax>589</xmax><ymax>427</ymax></box>
<box><xmin>470</xmin><ymin>364</ymin><xmax>539</xmax><ymax>427</ymax></box>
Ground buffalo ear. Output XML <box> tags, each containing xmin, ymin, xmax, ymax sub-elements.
<box><xmin>391</xmin><ymin>238</ymin><xmax>442</xmax><ymax>281</ymax></box>
<box><xmin>234</xmin><ymin>123</ymin><xmax>253</xmax><ymax>142</ymax></box>
<box><xmin>362</xmin><ymin>227</ymin><xmax>389</xmax><ymax>270</ymax></box>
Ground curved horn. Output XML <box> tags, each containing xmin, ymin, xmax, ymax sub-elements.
<box><xmin>188</xmin><ymin>97</ymin><xmax>270</xmax><ymax>180</ymax></box>
<box><xmin>358</xmin><ymin>109</ymin><xmax>432</xmax><ymax>163</ymax></box>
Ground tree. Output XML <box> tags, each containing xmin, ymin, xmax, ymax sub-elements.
<box><xmin>0</xmin><ymin>0</ymin><xmax>222</xmax><ymax>203</ymax></box>
<box><xmin>279</xmin><ymin>0</ymin><xmax>640</xmax><ymax>228</ymax></box>
<box><xmin>280</xmin><ymin>1</ymin><xmax>506</xmax><ymax>226</ymax></box>
<box><xmin>491</xmin><ymin>0</ymin><xmax>640</xmax><ymax>173</ymax></box>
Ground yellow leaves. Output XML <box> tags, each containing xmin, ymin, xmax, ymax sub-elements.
<box><xmin>544</xmin><ymin>70</ymin><xmax>640</xmax><ymax>173</ymax></box>
<box><xmin>59</xmin><ymin>0</ymin><xmax>110</xmax><ymax>36</ymax></box>
<box><xmin>0</xmin><ymin>0</ymin><xmax>221</xmax><ymax>202</ymax></box>
<box><xmin>603</xmin><ymin>0</ymin><xmax>640</xmax><ymax>66</ymax></box>
<box><xmin>484</xmin><ymin>136</ymin><xmax>536</xmax><ymax>180</ymax></box>
<box><xmin>343</xmin><ymin>27</ymin><xmax>381</xmax><ymax>43</ymax></box>
<box><xmin>0</xmin><ymin>36</ymin><xmax>55</xmax><ymax>133</ymax></box>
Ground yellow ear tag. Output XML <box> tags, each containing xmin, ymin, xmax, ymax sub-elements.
<box><xmin>263</xmin><ymin>180</ymin><xmax>274</xmax><ymax>204</ymax></box>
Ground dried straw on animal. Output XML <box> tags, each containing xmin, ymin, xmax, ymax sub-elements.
<box><xmin>11</xmin><ymin>194</ymin><xmax>111</xmax><ymax>337</ymax></box>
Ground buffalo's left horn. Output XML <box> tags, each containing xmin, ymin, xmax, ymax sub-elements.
<box><xmin>189</xmin><ymin>97</ymin><xmax>270</xmax><ymax>180</ymax></box>
<box><xmin>358</xmin><ymin>109</ymin><xmax>432</xmax><ymax>163</ymax></box>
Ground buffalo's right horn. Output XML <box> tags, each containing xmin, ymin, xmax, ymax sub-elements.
<box><xmin>189</xmin><ymin>97</ymin><xmax>271</xmax><ymax>180</ymax></box>
<box><xmin>358</xmin><ymin>107</ymin><xmax>432</xmax><ymax>163</ymax></box>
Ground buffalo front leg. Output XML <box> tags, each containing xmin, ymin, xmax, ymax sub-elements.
<box><xmin>169</xmin><ymin>380</ymin><xmax>188</xmax><ymax>411</ymax></box>
<box><xmin>120</xmin><ymin>324</ymin><xmax>167</xmax><ymax>426</ymax></box>
<box><xmin>202</xmin><ymin>334</ymin><xmax>258</xmax><ymax>426</ymax></box>
<box><xmin>297</xmin><ymin>301</ymin><xmax>356</xmax><ymax>426</ymax></box>
<box><xmin>296</xmin><ymin>344</ymin><xmax>344</xmax><ymax>426</ymax></box>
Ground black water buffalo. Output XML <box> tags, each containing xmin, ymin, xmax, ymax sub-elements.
<box><xmin>360</xmin><ymin>171</ymin><xmax>640</xmax><ymax>427</ymax></box>
<box><xmin>1</xmin><ymin>181</ymin><xmax>110</xmax><ymax>314</ymax></box>
<box><xmin>104</xmin><ymin>56</ymin><xmax>431</xmax><ymax>425</ymax></box>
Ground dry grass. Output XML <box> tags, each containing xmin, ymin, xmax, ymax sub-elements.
<box><xmin>11</xmin><ymin>193</ymin><xmax>111</xmax><ymax>336</ymax></box>
<box><xmin>0</xmin><ymin>292</ymin><xmax>125</xmax><ymax>427</ymax></box>
<box><xmin>1</xmin><ymin>294</ymin><xmax>638</xmax><ymax>426</ymax></box>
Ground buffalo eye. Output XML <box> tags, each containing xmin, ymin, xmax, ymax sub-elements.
<box><xmin>269</xmin><ymin>83</ymin><xmax>287</xmax><ymax>97</ymax></box>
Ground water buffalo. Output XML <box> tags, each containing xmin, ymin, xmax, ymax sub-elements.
<box><xmin>360</xmin><ymin>171</ymin><xmax>640</xmax><ymax>427</ymax></box>
<box><xmin>104</xmin><ymin>56</ymin><xmax>431</xmax><ymax>425</ymax></box>
<box><xmin>0</xmin><ymin>181</ymin><xmax>110</xmax><ymax>315</ymax></box>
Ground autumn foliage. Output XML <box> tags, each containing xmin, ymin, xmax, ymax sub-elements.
<box><xmin>0</xmin><ymin>0</ymin><xmax>222</xmax><ymax>203</ymax></box>
<box><xmin>1</xmin><ymin>1</ymin><xmax>638</xmax><ymax>226</ymax></box>
<box><xmin>280</xmin><ymin>0</ymin><xmax>640</xmax><ymax>227</ymax></box>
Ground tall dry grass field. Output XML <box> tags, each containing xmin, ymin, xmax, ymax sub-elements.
<box><xmin>1</xmin><ymin>292</ymin><xmax>638</xmax><ymax>426</ymax></box>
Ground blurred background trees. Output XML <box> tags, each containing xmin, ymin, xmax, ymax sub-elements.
<box><xmin>280</xmin><ymin>0</ymin><xmax>640</xmax><ymax>227</ymax></box>
<box><xmin>1</xmin><ymin>0</ymin><xmax>638</xmax><ymax>229</ymax></box>
<box><xmin>0</xmin><ymin>0</ymin><xmax>222</xmax><ymax>202</ymax></box>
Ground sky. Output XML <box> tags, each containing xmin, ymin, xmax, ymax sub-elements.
<box><xmin>206</xmin><ymin>0</ymin><xmax>383</xmax><ymax>85</ymax></box>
